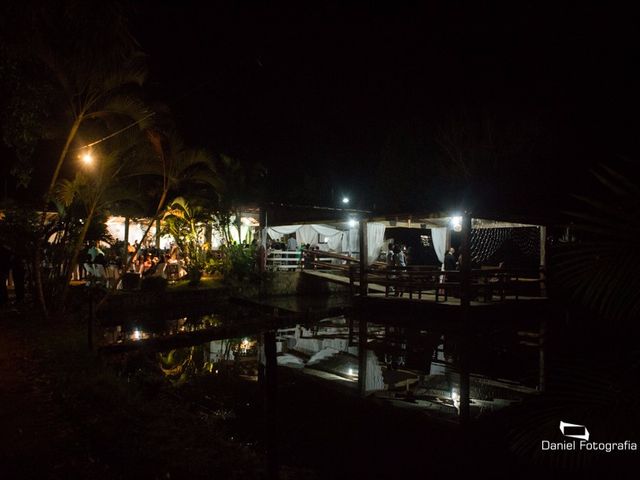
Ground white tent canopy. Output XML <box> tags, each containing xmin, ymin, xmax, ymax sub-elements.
<box><xmin>267</xmin><ymin>224</ymin><xmax>347</xmax><ymax>252</ymax></box>
<box><xmin>267</xmin><ymin>222</ymin><xmax>387</xmax><ymax>263</ymax></box>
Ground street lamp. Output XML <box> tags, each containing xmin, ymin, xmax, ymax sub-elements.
<box><xmin>80</xmin><ymin>150</ymin><xmax>94</xmax><ymax>166</ymax></box>
<box><xmin>342</xmin><ymin>196</ymin><xmax>350</xmax><ymax>205</ymax></box>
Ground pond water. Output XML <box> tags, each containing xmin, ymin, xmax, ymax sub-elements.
<box><xmin>100</xmin><ymin>301</ymin><xmax>540</xmax><ymax>424</ymax></box>
<box><xmin>96</xmin><ymin>298</ymin><xmax>545</xmax><ymax>477</ymax></box>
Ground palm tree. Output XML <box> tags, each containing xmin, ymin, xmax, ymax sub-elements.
<box><xmin>120</xmin><ymin>130</ymin><xmax>220</xmax><ymax>273</ymax></box>
<box><xmin>53</xmin><ymin>130</ymin><xmax>149</xmax><ymax>311</ymax></box>
<box><xmin>555</xmin><ymin>164</ymin><xmax>640</xmax><ymax>322</ymax></box>
<box><xmin>10</xmin><ymin>2</ymin><xmax>154</xmax><ymax>316</ymax></box>
<box><xmin>213</xmin><ymin>154</ymin><xmax>265</xmax><ymax>243</ymax></box>
<box><xmin>506</xmin><ymin>164</ymin><xmax>640</xmax><ymax>474</ymax></box>
<box><xmin>163</xmin><ymin>197</ymin><xmax>211</xmax><ymax>284</ymax></box>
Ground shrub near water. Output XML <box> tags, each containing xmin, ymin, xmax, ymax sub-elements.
<box><xmin>221</xmin><ymin>245</ymin><xmax>259</xmax><ymax>284</ymax></box>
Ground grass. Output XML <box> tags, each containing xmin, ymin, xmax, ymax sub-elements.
<box><xmin>168</xmin><ymin>275</ymin><xmax>225</xmax><ymax>291</ymax></box>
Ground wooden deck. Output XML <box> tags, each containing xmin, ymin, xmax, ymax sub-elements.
<box><xmin>302</xmin><ymin>269</ymin><xmax>547</xmax><ymax>307</ymax></box>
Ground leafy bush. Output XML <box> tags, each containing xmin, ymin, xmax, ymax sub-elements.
<box><xmin>221</xmin><ymin>244</ymin><xmax>258</xmax><ymax>284</ymax></box>
<box><xmin>204</xmin><ymin>255</ymin><xmax>224</xmax><ymax>275</ymax></box>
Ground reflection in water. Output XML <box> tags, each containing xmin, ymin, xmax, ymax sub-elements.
<box><xmin>107</xmin><ymin>310</ymin><xmax>540</xmax><ymax>422</ymax></box>
<box><xmin>102</xmin><ymin>314</ymin><xmax>222</xmax><ymax>346</ymax></box>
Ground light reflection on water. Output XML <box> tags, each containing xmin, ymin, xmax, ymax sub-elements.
<box><xmin>106</xmin><ymin>311</ymin><xmax>539</xmax><ymax>421</ymax></box>
<box><xmin>102</xmin><ymin>314</ymin><xmax>222</xmax><ymax>345</ymax></box>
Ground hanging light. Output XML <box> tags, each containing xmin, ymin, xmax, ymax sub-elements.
<box><xmin>80</xmin><ymin>149</ymin><xmax>94</xmax><ymax>166</ymax></box>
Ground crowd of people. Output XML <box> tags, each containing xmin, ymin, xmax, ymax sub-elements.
<box><xmin>80</xmin><ymin>239</ymin><xmax>187</xmax><ymax>288</ymax></box>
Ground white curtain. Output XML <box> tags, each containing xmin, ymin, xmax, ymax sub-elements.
<box><xmin>309</xmin><ymin>224</ymin><xmax>344</xmax><ymax>251</ymax></box>
<box><xmin>325</xmin><ymin>233</ymin><xmax>344</xmax><ymax>251</ymax></box>
<box><xmin>347</xmin><ymin>228</ymin><xmax>359</xmax><ymax>253</ymax></box>
<box><xmin>296</xmin><ymin>225</ymin><xmax>318</xmax><ymax>246</ymax></box>
<box><xmin>431</xmin><ymin>227</ymin><xmax>448</xmax><ymax>264</ymax></box>
<box><xmin>312</xmin><ymin>224</ymin><xmax>341</xmax><ymax>237</ymax></box>
<box><xmin>267</xmin><ymin>225</ymin><xmax>300</xmax><ymax>239</ymax></box>
<box><xmin>365</xmin><ymin>350</ymin><xmax>385</xmax><ymax>392</ymax></box>
<box><xmin>367</xmin><ymin>222</ymin><xmax>386</xmax><ymax>264</ymax></box>
<box><xmin>268</xmin><ymin>224</ymin><xmax>347</xmax><ymax>251</ymax></box>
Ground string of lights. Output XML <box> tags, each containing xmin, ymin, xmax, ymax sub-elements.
<box><xmin>74</xmin><ymin>78</ymin><xmax>218</xmax><ymax>152</ymax></box>
<box><xmin>74</xmin><ymin>111</ymin><xmax>157</xmax><ymax>151</ymax></box>
<box><xmin>470</xmin><ymin>227</ymin><xmax>539</xmax><ymax>265</ymax></box>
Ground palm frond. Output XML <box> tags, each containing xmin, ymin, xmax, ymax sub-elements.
<box><xmin>55</xmin><ymin>178</ymin><xmax>82</xmax><ymax>207</ymax></box>
<box><xmin>556</xmin><ymin>163</ymin><xmax>640</xmax><ymax>322</ymax></box>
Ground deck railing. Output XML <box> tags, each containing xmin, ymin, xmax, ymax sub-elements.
<box><xmin>267</xmin><ymin>250</ymin><xmax>357</xmax><ymax>272</ymax></box>
<box><xmin>350</xmin><ymin>265</ymin><xmax>546</xmax><ymax>302</ymax></box>
<box><xmin>297</xmin><ymin>249</ymin><xmax>546</xmax><ymax>302</ymax></box>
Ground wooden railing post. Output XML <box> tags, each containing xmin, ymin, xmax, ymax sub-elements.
<box><xmin>358</xmin><ymin>220</ymin><xmax>368</xmax><ymax>296</ymax></box>
<box><xmin>458</xmin><ymin>213</ymin><xmax>472</xmax><ymax>424</ymax></box>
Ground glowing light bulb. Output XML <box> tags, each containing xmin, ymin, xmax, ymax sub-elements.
<box><xmin>81</xmin><ymin>152</ymin><xmax>94</xmax><ymax>165</ymax></box>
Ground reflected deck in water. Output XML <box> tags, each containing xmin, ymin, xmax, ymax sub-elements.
<box><xmin>102</xmin><ymin>302</ymin><xmax>541</xmax><ymax>421</ymax></box>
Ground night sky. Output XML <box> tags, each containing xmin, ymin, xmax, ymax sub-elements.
<box><xmin>6</xmin><ymin>2</ymin><xmax>640</xmax><ymax>216</ymax></box>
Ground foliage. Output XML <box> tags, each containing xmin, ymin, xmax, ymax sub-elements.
<box><xmin>205</xmin><ymin>255</ymin><xmax>224</xmax><ymax>276</ymax></box>
<box><xmin>210</xmin><ymin>154</ymin><xmax>265</xmax><ymax>243</ymax></box>
<box><xmin>163</xmin><ymin>197</ymin><xmax>210</xmax><ymax>285</ymax></box>
<box><xmin>554</xmin><ymin>164</ymin><xmax>640</xmax><ymax>323</ymax></box>
<box><xmin>220</xmin><ymin>244</ymin><xmax>259</xmax><ymax>285</ymax></box>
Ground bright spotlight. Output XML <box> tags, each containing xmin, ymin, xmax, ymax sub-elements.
<box><xmin>342</xmin><ymin>197</ymin><xmax>350</xmax><ymax>204</ymax></box>
<box><xmin>348</xmin><ymin>219</ymin><xmax>357</xmax><ymax>228</ymax></box>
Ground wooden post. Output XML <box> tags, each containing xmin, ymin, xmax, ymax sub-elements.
<box><xmin>122</xmin><ymin>216</ymin><xmax>130</xmax><ymax>267</ymax></box>
<box><xmin>458</xmin><ymin>213</ymin><xmax>472</xmax><ymax>424</ymax></box>
<box><xmin>358</xmin><ymin>220</ymin><xmax>368</xmax><ymax>296</ymax></box>
<box><xmin>459</xmin><ymin>213</ymin><xmax>472</xmax><ymax>308</ymax></box>
<box><xmin>539</xmin><ymin>225</ymin><xmax>547</xmax><ymax>297</ymax></box>
<box><xmin>357</xmin><ymin>316</ymin><xmax>368</xmax><ymax>396</ymax></box>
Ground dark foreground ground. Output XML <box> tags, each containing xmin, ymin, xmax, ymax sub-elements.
<box><xmin>1</xmin><ymin>304</ymin><xmax>638</xmax><ymax>479</ymax></box>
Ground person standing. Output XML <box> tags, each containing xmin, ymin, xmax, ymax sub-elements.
<box><xmin>395</xmin><ymin>245</ymin><xmax>407</xmax><ymax>268</ymax></box>
<box><xmin>393</xmin><ymin>244</ymin><xmax>407</xmax><ymax>297</ymax></box>
<box><xmin>286</xmin><ymin>234</ymin><xmax>297</xmax><ymax>251</ymax></box>
<box><xmin>444</xmin><ymin>247</ymin><xmax>457</xmax><ymax>271</ymax></box>
<box><xmin>386</xmin><ymin>243</ymin><xmax>395</xmax><ymax>267</ymax></box>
